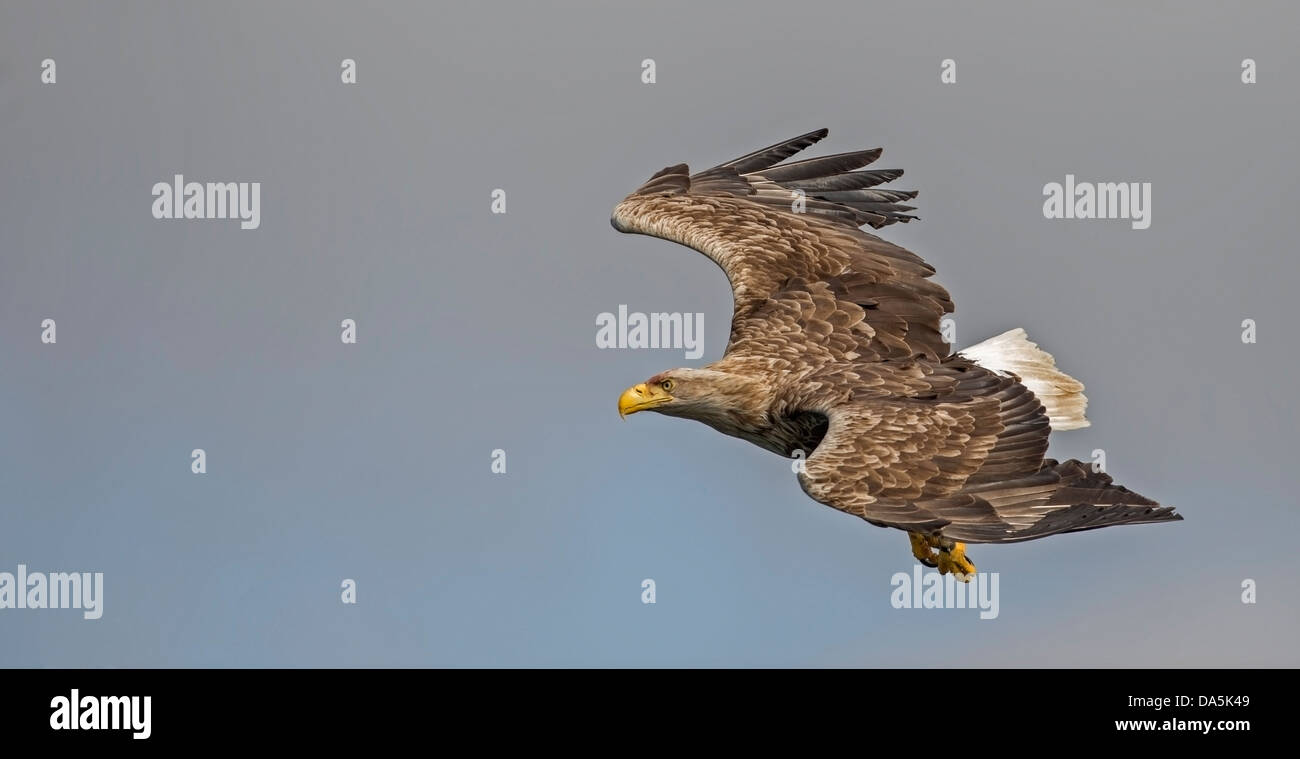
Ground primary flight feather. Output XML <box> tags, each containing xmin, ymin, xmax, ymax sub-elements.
<box><xmin>612</xmin><ymin>128</ymin><xmax>1179</xmax><ymax>578</ymax></box>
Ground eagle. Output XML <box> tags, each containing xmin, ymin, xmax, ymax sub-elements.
<box><xmin>612</xmin><ymin>128</ymin><xmax>1179</xmax><ymax>579</ymax></box>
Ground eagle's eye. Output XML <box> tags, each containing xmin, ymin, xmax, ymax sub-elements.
<box><xmin>661</xmin><ymin>379</ymin><xmax>674</xmax><ymax>392</ymax></box>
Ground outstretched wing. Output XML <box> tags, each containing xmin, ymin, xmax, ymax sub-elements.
<box><xmin>796</xmin><ymin>396</ymin><xmax>1004</xmax><ymax>533</ymax></box>
<box><xmin>798</xmin><ymin>392</ymin><xmax>1180</xmax><ymax>544</ymax></box>
<box><xmin>611</xmin><ymin>129</ymin><xmax>953</xmax><ymax>363</ymax></box>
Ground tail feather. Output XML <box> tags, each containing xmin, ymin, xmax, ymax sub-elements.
<box><xmin>959</xmin><ymin>328</ymin><xmax>1089</xmax><ymax>431</ymax></box>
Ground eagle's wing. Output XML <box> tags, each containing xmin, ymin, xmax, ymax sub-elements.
<box><xmin>798</xmin><ymin>390</ymin><xmax>1179</xmax><ymax>543</ymax></box>
<box><xmin>611</xmin><ymin>129</ymin><xmax>953</xmax><ymax>363</ymax></box>
<box><xmin>795</xmin><ymin>396</ymin><xmax>1003</xmax><ymax>534</ymax></box>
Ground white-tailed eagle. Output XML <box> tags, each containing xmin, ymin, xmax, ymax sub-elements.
<box><xmin>612</xmin><ymin>129</ymin><xmax>1179</xmax><ymax>579</ymax></box>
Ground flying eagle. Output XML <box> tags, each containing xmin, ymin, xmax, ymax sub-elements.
<box><xmin>612</xmin><ymin>128</ymin><xmax>1179</xmax><ymax>579</ymax></box>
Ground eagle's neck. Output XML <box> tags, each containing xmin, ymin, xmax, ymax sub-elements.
<box><xmin>668</xmin><ymin>366</ymin><xmax>768</xmax><ymax>437</ymax></box>
<box><xmin>694</xmin><ymin>407</ymin><xmax>826</xmax><ymax>459</ymax></box>
<box><xmin>682</xmin><ymin>364</ymin><xmax>822</xmax><ymax>457</ymax></box>
<box><xmin>676</xmin><ymin>357</ymin><xmax>841</xmax><ymax>457</ymax></box>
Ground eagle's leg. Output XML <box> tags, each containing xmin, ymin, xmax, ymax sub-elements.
<box><xmin>907</xmin><ymin>532</ymin><xmax>939</xmax><ymax>568</ymax></box>
<box><xmin>935</xmin><ymin>537</ymin><xmax>975</xmax><ymax>582</ymax></box>
<box><xmin>909</xmin><ymin>533</ymin><xmax>976</xmax><ymax>580</ymax></box>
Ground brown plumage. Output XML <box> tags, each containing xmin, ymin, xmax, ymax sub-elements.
<box><xmin>613</xmin><ymin>129</ymin><xmax>1179</xmax><ymax>561</ymax></box>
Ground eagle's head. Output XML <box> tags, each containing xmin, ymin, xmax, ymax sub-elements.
<box><xmin>618</xmin><ymin>368</ymin><xmax>765</xmax><ymax>427</ymax></box>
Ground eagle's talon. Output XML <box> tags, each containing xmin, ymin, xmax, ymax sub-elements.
<box><xmin>936</xmin><ymin>541</ymin><xmax>976</xmax><ymax>582</ymax></box>
<box><xmin>908</xmin><ymin>532</ymin><xmax>941</xmax><ymax>567</ymax></box>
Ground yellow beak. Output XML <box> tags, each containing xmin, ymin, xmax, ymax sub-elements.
<box><xmin>618</xmin><ymin>383</ymin><xmax>672</xmax><ymax>418</ymax></box>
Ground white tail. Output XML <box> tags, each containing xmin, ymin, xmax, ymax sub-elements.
<box><xmin>959</xmin><ymin>328</ymin><xmax>1090</xmax><ymax>431</ymax></box>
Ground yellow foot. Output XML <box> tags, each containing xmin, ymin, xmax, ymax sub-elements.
<box><xmin>908</xmin><ymin>532</ymin><xmax>939</xmax><ymax>567</ymax></box>
<box><xmin>936</xmin><ymin>540</ymin><xmax>976</xmax><ymax>583</ymax></box>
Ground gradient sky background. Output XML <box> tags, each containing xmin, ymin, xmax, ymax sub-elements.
<box><xmin>1</xmin><ymin>0</ymin><xmax>1297</xmax><ymax>666</ymax></box>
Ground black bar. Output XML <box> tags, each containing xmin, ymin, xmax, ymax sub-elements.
<box><xmin>0</xmin><ymin>668</ymin><xmax>1277</xmax><ymax>746</ymax></box>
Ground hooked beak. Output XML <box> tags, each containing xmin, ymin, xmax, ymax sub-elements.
<box><xmin>618</xmin><ymin>382</ymin><xmax>672</xmax><ymax>419</ymax></box>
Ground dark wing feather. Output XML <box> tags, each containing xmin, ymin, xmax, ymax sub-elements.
<box><xmin>932</xmin><ymin>459</ymin><xmax>1180</xmax><ymax>544</ymax></box>
<box><xmin>719</xmin><ymin>128</ymin><xmax>829</xmax><ymax>174</ymax></box>
<box><xmin>783</xmin><ymin>169</ymin><xmax>904</xmax><ymax>192</ymax></box>
<box><xmin>751</xmin><ymin>149</ymin><xmax>883</xmax><ymax>184</ymax></box>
